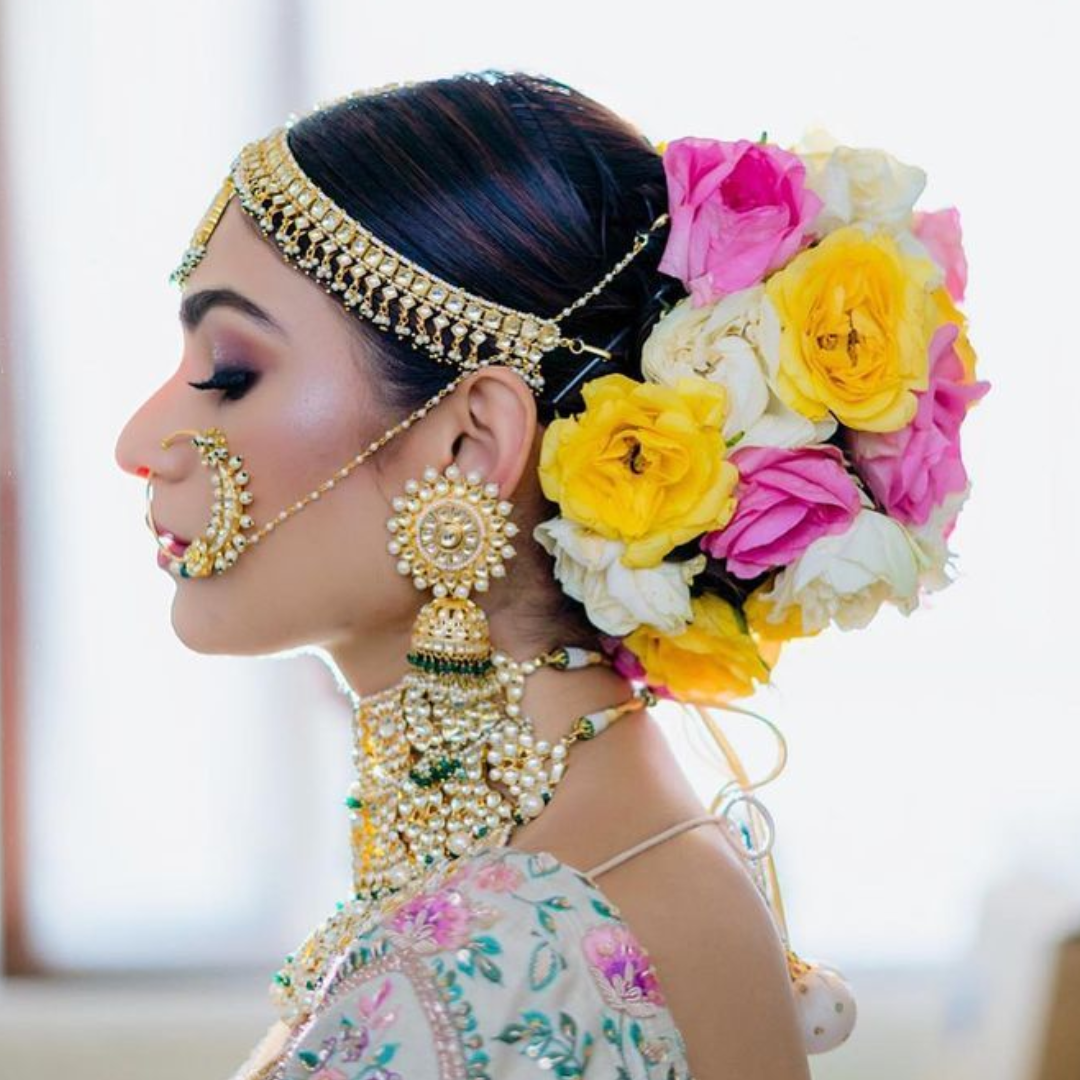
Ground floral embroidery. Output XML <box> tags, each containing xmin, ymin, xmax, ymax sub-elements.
<box><xmin>284</xmin><ymin>973</ymin><xmax>404</xmax><ymax>1079</ymax></box>
<box><xmin>582</xmin><ymin>923</ymin><xmax>667</xmax><ymax>1017</ymax></box>
<box><xmin>493</xmin><ymin>1009</ymin><xmax>596</xmax><ymax>1075</ymax></box>
<box><xmin>472</xmin><ymin>859</ymin><xmax>525</xmax><ymax>893</ymax></box>
<box><xmin>385</xmin><ymin>886</ymin><xmax>473</xmax><ymax>954</ymax></box>
<box><xmin>266</xmin><ymin>845</ymin><xmax>693</xmax><ymax>1080</ymax></box>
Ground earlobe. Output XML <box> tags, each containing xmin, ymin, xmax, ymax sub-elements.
<box><xmin>453</xmin><ymin>369</ymin><xmax>537</xmax><ymax>495</ymax></box>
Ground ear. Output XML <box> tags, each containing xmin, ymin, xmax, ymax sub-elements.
<box><xmin>451</xmin><ymin>367</ymin><xmax>537</xmax><ymax>498</ymax></box>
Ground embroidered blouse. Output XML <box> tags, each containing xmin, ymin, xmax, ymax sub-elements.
<box><xmin>234</xmin><ymin>814</ymin><xmax>740</xmax><ymax>1080</ymax></box>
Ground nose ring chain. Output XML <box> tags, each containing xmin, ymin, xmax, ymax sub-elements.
<box><xmin>143</xmin><ymin>371</ymin><xmax>470</xmax><ymax>578</ymax></box>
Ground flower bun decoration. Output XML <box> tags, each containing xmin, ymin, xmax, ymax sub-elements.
<box><xmin>533</xmin><ymin>127</ymin><xmax>989</xmax><ymax>707</ymax></box>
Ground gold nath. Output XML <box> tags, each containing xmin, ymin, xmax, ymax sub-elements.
<box><xmin>170</xmin><ymin>120</ymin><xmax>668</xmax><ymax>394</ymax></box>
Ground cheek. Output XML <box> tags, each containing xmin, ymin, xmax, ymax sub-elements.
<box><xmin>199</xmin><ymin>370</ymin><xmax>405</xmax><ymax>630</ymax></box>
<box><xmin>260</xmin><ymin>373</ymin><xmax>362</xmax><ymax>492</ymax></box>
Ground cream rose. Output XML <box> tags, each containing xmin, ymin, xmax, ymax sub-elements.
<box><xmin>533</xmin><ymin>516</ymin><xmax>706</xmax><ymax>636</ymax></box>
<box><xmin>641</xmin><ymin>287</ymin><xmax>837</xmax><ymax>448</ymax></box>
<box><xmin>908</xmin><ymin>486</ymin><xmax>969</xmax><ymax>592</ymax></box>
<box><xmin>753</xmin><ymin>509</ymin><xmax>925</xmax><ymax>633</ymax></box>
<box><xmin>793</xmin><ymin>126</ymin><xmax>928</xmax><ymax>236</ymax></box>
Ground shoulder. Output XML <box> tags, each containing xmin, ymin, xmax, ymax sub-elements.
<box><xmin>582</xmin><ymin>822</ymin><xmax>812</xmax><ymax>1080</ymax></box>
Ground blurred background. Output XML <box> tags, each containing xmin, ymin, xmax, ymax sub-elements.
<box><xmin>0</xmin><ymin>0</ymin><xmax>1076</xmax><ymax>1077</ymax></box>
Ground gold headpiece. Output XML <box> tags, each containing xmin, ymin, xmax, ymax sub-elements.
<box><xmin>170</xmin><ymin>92</ymin><xmax>669</xmax><ymax>394</ymax></box>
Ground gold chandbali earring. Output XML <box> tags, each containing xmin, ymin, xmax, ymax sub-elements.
<box><xmin>267</xmin><ymin>462</ymin><xmax>656</xmax><ymax>1027</ymax></box>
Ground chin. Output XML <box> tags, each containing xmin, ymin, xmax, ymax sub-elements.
<box><xmin>167</xmin><ymin>578</ymin><xmax>342</xmax><ymax>660</ymax></box>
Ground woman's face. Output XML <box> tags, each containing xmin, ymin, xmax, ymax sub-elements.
<box><xmin>114</xmin><ymin>198</ymin><xmax>457</xmax><ymax>684</ymax></box>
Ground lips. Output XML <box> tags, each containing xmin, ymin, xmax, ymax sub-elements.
<box><xmin>157</xmin><ymin>530</ymin><xmax>192</xmax><ymax>556</ymax></box>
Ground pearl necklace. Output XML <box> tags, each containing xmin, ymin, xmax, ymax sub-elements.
<box><xmin>269</xmin><ymin>644</ymin><xmax>653</xmax><ymax>1027</ymax></box>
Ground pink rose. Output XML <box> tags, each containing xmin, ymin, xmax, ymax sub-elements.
<box><xmin>700</xmin><ymin>446</ymin><xmax>861</xmax><ymax>579</ymax></box>
<box><xmin>912</xmin><ymin>207</ymin><xmax>968</xmax><ymax>302</ymax></box>
<box><xmin>849</xmin><ymin>322</ymin><xmax>989</xmax><ymax>526</ymax></box>
<box><xmin>658</xmin><ymin>137</ymin><xmax>824</xmax><ymax>305</ymax></box>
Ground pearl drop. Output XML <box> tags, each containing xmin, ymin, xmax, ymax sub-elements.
<box><xmin>792</xmin><ymin>963</ymin><xmax>857</xmax><ymax>1053</ymax></box>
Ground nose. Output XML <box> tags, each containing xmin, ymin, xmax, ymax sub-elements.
<box><xmin>114</xmin><ymin>380</ymin><xmax>194</xmax><ymax>483</ymax></box>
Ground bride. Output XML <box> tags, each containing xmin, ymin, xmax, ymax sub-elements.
<box><xmin>108</xmin><ymin>69</ymin><xmax>907</xmax><ymax>1079</ymax></box>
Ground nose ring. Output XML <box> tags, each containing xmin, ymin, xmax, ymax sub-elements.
<box><xmin>144</xmin><ymin>427</ymin><xmax>255</xmax><ymax>578</ymax></box>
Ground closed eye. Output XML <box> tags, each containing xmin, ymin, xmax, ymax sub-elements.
<box><xmin>187</xmin><ymin>367</ymin><xmax>258</xmax><ymax>402</ymax></box>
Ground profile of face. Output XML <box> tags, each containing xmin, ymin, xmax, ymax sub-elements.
<box><xmin>114</xmin><ymin>199</ymin><xmax>547</xmax><ymax>693</ymax></box>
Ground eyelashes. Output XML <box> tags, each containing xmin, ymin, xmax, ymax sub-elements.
<box><xmin>187</xmin><ymin>367</ymin><xmax>259</xmax><ymax>402</ymax></box>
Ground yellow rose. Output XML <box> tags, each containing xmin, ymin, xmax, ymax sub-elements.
<box><xmin>764</xmin><ymin>224</ymin><xmax>941</xmax><ymax>432</ymax></box>
<box><xmin>744</xmin><ymin>588</ymin><xmax>821</xmax><ymax>643</ymax></box>
<box><xmin>624</xmin><ymin>593</ymin><xmax>777</xmax><ymax>704</ymax></box>
<box><xmin>930</xmin><ymin>285</ymin><xmax>978</xmax><ymax>380</ymax></box>
<box><xmin>538</xmin><ymin>373</ymin><xmax>738</xmax><ymax>568</ymax></box>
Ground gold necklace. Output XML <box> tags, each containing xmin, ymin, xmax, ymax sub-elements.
<box><xmin>269</xmin><ymin>644</ymin><xmax>654</xmax><ymax>1027</ymax></box>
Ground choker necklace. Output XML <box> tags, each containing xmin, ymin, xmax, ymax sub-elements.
<box><xmin>270</xmin><ymin>643</ymin><xmax>654</xmax><ymax>1027</ymax></box>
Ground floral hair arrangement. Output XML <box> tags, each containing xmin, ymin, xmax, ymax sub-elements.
<box><xmin>533</xmin><ymin>127</ymin><xmax>989</xmax><ymax>705</ymax></box>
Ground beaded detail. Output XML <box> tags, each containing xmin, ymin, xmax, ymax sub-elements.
<box><xmin>171</xmin><ymin>125</ymin><xmax>666</xmax><ymax>394</ymax></box>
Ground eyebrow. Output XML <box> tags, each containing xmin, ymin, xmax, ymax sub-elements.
<box><xmin>180</xmin><ymin>287</ymin><xmax>288</xmax><ymax>339</ymax></box>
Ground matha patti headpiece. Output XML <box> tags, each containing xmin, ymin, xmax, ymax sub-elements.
<box><xmin>170</xmin><ymin>83</ymin><xmax>668</xmax><ymax>394</ymax></box>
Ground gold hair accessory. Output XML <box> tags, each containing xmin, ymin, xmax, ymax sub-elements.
<box><xmin>266</xmin><ymin>462</ymin><xmax>656</xmax><ymax>1025</ymax></box>
<box><xmin>170</xmin><ymin>119</ymin><xmax>668</xmax><ymax>393</ymax></box>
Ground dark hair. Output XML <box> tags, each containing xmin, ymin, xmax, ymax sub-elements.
<box><xmin>287</xmin><ymin>70</ymin><xmax>683</xmax><ymax>422</ymax></box>
<box><xmin>287</xmin><ymin>70</ymin><xmax>687</xmax><ymax>643</ymax></box>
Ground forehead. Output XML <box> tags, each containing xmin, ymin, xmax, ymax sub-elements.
<box><xmin>180</xmin><ymin>196</ymin><xmax>343</xmax><ymax>341</ymax></box>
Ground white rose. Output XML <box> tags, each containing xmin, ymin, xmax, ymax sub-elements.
<box><xmin>792</xmin><ymin>126</ymin><xmax>927</xmax><ymax>235</ymax></box>
<box><xmin>908</xmin><ymin>487</ymin><xmax>970</xmax><ymax>592</ymax></box>
<box><xmin>641</xmin><ymin>288</ymin><xmax>836</xmax><ymax>449</ymax></box>
<box><xmin>533</xmin><ymin>516</ymin><xmax>705</xmax><ymax>636</ymax></box>
<box><xmin>756</xmin><ymin>509</ymin><xmax>926</xmax><ymax>632</ymax></box>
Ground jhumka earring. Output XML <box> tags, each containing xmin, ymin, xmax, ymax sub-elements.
<box><xmin>355</xmin><ymin>459</ymin><xmax>655</xmax><ymax>886</ymax></box>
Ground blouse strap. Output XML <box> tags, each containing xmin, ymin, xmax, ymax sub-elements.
<box><xmin>583</xmin><ymin>813</ymin><xmax>734</xmax><ymax>879</ymax></box>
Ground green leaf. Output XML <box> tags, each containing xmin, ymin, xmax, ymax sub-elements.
<box><xmin>471</xmin><ymin>934</ymin><xmax>502</xmax><ymax>956</ymax></box>
<box><xmin>476</xmin><ymin>953</ymin><xmax>504</xmax><ymax>985</ymax></box>
<box><xmin>528</xmin><ymin>940</ymin><xmax>560</xmax><ymax>992</ymax></box>
<box><xmin>559</xmin><ymin>1010</ymin><xmax>578</xmax><ymax>1041</ymax></box>
<box><xmin>494</xmin><ymin>1022</ymin><xmax>529</xmax><ymax>1044</ymax></box>
<box><xmin>374</xmin><ymin>1041</ymin><xmax>399</xmax><ymax>1065</ymax></box>
<box><xmin>590</xmin><ymin>897</ymin><xmax>617</xmax><ymax>919</ymax></box>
